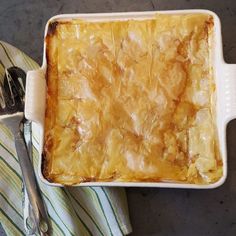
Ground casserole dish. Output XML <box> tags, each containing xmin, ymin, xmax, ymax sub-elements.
<box><xmin>25</xmin><ymin>10</ymin><xmax>236</xmax><ymax>188</ymax></box>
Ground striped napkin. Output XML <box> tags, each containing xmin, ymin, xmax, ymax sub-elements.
<box><xmin>0</xmin><ymin>41</ymin><xmax>132</xmax><ymax>236</ymax></box>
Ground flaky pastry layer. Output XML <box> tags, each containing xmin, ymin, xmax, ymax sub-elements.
<box><xmin>44</xmin><ymin>13</ymin><xmax>222</xmax><ymax>185</ymax></box>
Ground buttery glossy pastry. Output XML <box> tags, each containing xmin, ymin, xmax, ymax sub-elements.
<box><xmin>44</xmin><ymin>13</ymin><xmax>222</xmax><ymax>185</ymax></box>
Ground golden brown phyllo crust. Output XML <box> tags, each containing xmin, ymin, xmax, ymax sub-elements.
<box><xmin>44</xmin><ymin>13</ymin><xmax>222</xmax><ymax>185</ymax></box>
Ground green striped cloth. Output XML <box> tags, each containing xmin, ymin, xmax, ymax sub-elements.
<box><xmin>0</xmin><ymin>41</ymin><xmax>132</xmax><ymax>236</ymax></box>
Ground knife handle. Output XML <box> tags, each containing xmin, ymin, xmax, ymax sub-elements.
<box><xmin>14</xmin><ymin>130</ymin><xmax>50</xmax><ymax>236</ymax></box>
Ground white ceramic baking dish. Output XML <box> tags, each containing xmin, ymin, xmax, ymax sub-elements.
<box><xmin>25</xmin><ymin>9</ymin><xmax>236</xmax><ymax>189</ymax></box>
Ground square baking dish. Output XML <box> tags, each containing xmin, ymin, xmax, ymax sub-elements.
<box><xmin>25</xmin><ymin>10</ymin><xmax>236</xmax><ymax>188</ymax></box>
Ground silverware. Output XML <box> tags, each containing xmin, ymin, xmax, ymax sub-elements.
<box><xmin>0</xmin><ymin>67</ymin><xmax>50</xmax><ymax>236</ymax></box>
<box><xmin>10</xmin><ymin>66</ymin><xmax>37</xmax><ymax>235</ymax></box>
<box><xmin>23</xmin><ymin>119</ymin><xmax>37</xmax><ymax>235</ymax></box>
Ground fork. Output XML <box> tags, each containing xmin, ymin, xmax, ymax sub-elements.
<box><xmin>0</xmin><ymin>67</ymin><xmax>50</xmax><ymax>236</ymax></box>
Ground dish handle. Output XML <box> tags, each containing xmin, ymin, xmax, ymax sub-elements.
<box><xmin>221</xmin><ymin>63</ymin><xmax>236</xmax><ymax>123</ymax></box>
<box><xmin>25</xmin><ymin>69</ymin><xmax>46</xmax><ymax>125</ymax></box>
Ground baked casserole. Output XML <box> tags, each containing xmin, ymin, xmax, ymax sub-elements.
<box><xmin>44</xmin><ymin>13</ymin><xmax>222</xmax><ymax>185</ymax></box>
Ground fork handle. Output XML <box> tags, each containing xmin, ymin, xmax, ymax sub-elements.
<box><xmin>14</xmin><ymin>131</ymin><xmax>50</xmax><ymax>236</ymax></box>
<box><xmin>23</xmin><ymin>185</ymin><xmax>37</xmax><ymax>235</ymax></box>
